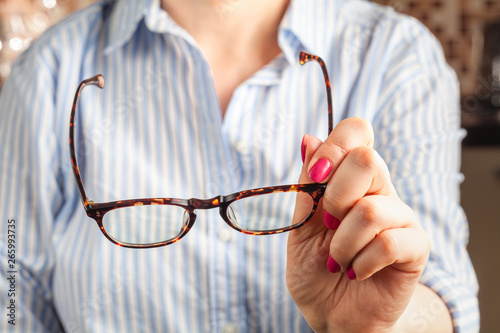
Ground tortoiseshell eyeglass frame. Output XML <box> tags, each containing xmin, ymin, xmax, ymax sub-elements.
<box><xmin>69</xmin><ymin>51</ymin><xmax>333</xmax><ymax>248</ymax></box>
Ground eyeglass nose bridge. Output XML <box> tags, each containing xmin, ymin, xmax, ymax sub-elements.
<box><xmin>188</xmin><ymin>195</ymin><xmax>224</xmax><ymax>209</ymax></box>
<box><xmin>186</xmin><ymin>195</ymin><xmax>250</xmax><ymax>233</ymax></box>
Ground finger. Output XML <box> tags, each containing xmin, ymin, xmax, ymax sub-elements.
<box><xmin>298</xmin><ymin>134</ymin><xmax>323</xmax><ymax>183</ymax></box>
<box><xmin>329</xmin><ymin>195</ymin><xmax>418</xmax><ymax>271</ymax></box>
<box><xmin>306</xmin><ymin>117</ymin><xmax>374</xmax><ymax>183</ymax></box>
<box><xmin>322</xmin><ymin>146</ymin><xmax>395</xmax><ymax>221</ymax></box>
<box><xmin>349</xmin><ymin>227</ymin><xmax>430</xmax><ymax>281</ymax></box>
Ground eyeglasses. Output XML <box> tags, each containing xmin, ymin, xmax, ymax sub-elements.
<box><xmin>69</xmin><ymin>51</ymin><xmax>333</xmax><ymax>248</ymax></box>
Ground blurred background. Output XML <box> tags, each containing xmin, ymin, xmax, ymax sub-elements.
<box><xmin>1</xmin><ymin>0</ymin><xmax>499</xmax><ymax>331</ymax></box>
<box><xmin>0</xmin><ymin>0</ymin><xmax>94</xmax><ymax>85</ymax></box>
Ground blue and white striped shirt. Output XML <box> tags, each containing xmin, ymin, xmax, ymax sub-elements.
<box><xmin>0</xmin><ymin>0</ymin><xmax>479</xmax><ymax>332</ymax></box>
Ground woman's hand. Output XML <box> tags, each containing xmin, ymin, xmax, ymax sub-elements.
<box><xmin>286</xmin><ymin>117</ymin><xmax>432</xmax><ymax>332</ymax></box>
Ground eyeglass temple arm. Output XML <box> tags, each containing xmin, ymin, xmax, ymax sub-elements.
<box><xmin>299</xmin><ymin>52</ymin><xmax>333</xmax><ymax>135</ymax></box>
<box><xmin>69</xmin><ymin>74</ymin><xmax>105</xmax><ymax>207</ymax></box>
<box><xmin>68</xmin><ymin>54</ymin><xmax>328</xmax><ymax>207</ymax></box>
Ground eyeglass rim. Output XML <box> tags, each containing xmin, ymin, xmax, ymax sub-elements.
<box><xmin>87</xmin><ymin>182</ymin><xmax>327</xmax><ymax>248</ymax></box>
<box><xmin>69</xmin><ymin>51</ymin><xmax>334</xmax><ymax>248</ymax></box>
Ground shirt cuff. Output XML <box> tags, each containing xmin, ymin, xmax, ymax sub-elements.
<box><xmin>420</xmin><ymin>263</ymin><xmax>480</xmax><ymax>333</ymax></box>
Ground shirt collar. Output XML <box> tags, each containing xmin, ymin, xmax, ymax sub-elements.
<box><xmin>104</xmin><ymin>0</ymin><xmax>338</xmax><ymax>64</ymax></box>
<box><xmin>104</xmin><ymin>0</ymin><xmax>154</xmax><ymax>55</ymax></box>
<box><xmin>278</xmin><ymin>0</ymin><xmax>338</xmax><ymax>64</ymax></box>
<box><xmin>279</xmin><ymin>0</ymin><xmax>311</xmax><ymax>64</ymax></box>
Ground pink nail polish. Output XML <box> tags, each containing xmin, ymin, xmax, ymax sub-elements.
<box><xmin>327</xmin><ymin>256</ymin><xmax>340</xmax><ymax>273</ymax></box>
<box><xmin>324</xmin><ymin>211</ymin><xmax>340</xmax><ymax>230</ymax></box>
<box><xmin>308</xmin><ymin>158</ymin><xmax>332</xmax><ymax>182</ymax></box>
<box><xmin>347</xmin><ymin>266</ymin><xmax>356</xmax><ymax>280</ymax></box>
<box><xmin>301</xmin><ymin>135</ymin><xmax>307</xmax><ymax>163</ymax></box>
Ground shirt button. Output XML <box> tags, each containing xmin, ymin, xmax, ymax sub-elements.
<box><xmin>221</xmin><ymin>323</ymin><xmax>238</xmax><ymax>333</ymax></box>
<box><xmin>217</xmin><ymin>228</ymin><xmax>232</xmax><ymax>242</ymax></box>
<box><xmin>234</xmin><ymin>140</ymin><xmax>249</xmax><ymax>154</ymax></box>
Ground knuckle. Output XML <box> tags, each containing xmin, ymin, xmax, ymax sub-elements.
<box><xmin>378</xmin><ymin>231</ymin><xmax>399</xmax><ymax>258</ymax></box>
<box><xmin>421</xmin><ymin>229</ymin><xmax>432</xmax><ymax>255</ymax></box>
<box><xmin>322</xmin><ymin>140</ymin><xmax>350</xmax><ymax>160</ymax></box>
<box><xmin>354</xmin><ymin>198</ymin><xmax>382</xmax><ymax>229</ymax></box>
<box><xmin>349</xmin><ymin>146</ymin><xmax>378</xmax><ymax>171</ymax></box>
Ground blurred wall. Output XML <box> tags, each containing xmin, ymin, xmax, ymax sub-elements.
<box><xmin>0</xmin><ymin>0</ymin><xmax>96</xmax><ymax>85</ymax></box>
<box><xmin>373</xmin><ymin>0</ymin><xmax>500</xmax><ymax>97</ymax></box>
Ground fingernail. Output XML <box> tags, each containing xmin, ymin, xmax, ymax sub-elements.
<box><xmin>308</xmin><ymin>158</ymin><xmax>332</xmax><ymax>182</ymax></box>
<box><xmin>324</xmin><ymin>211</ymin><xmax>340</xmax><ymax>230</ymax></box>
<box><xmin>347</xmin><ymin>266</ymin><xmax>356</xmax><ymax>280</ymax></box>
<box><xmin>301</xmin><ymin>135</ymin><xmax>307</xmax><ymax>163</ymax></box>
<box><xmin>327</xmin><ymin>256</ymin><xmax>340</xmax><ymax>273</ymax></box>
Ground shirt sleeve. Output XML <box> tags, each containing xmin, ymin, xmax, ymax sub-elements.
<box><xmin>371</xmin><ymin>16</ymin><xmax>480</xmax><ymax>333</ymax></box>
<box><xmin>0</xmin><ymin>46</ymin><xmax>65</xmax><ymax>332</ymax></box>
